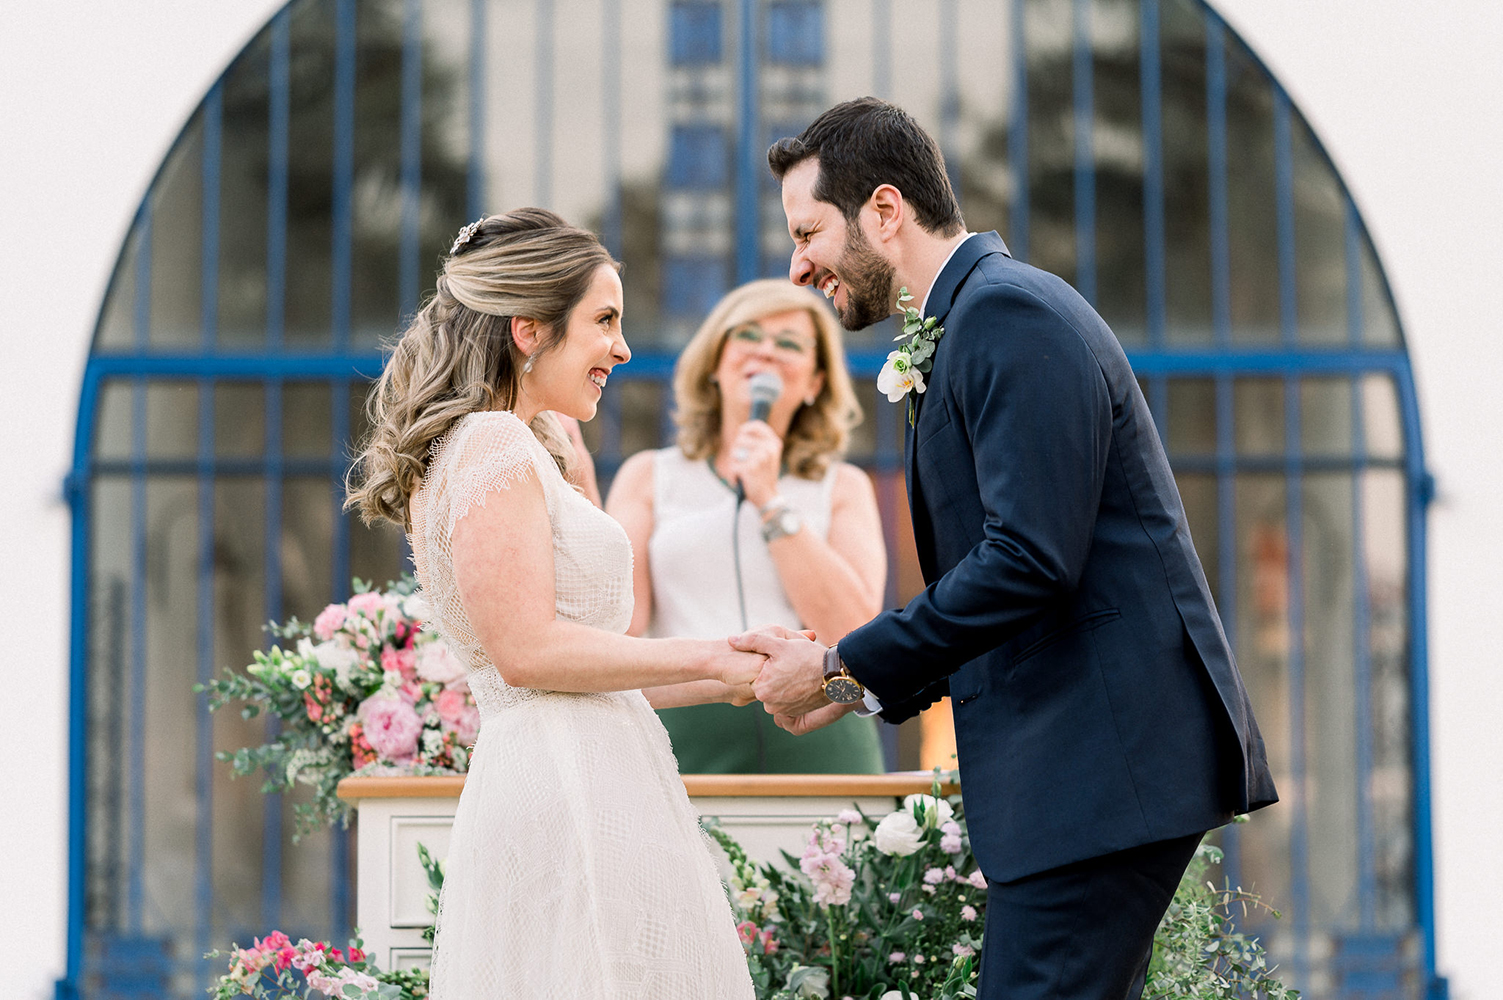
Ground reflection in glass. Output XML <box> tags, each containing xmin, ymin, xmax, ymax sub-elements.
<box><xmin>1234</xmin><ymin>377</ymin><xmax>1283</xmax><ymax>456</ymax></box>
<box><xmin>1159</xmin><ymin>0</ymin><xmax>1211</xmax><ymax>346</ymax></box>
<box><xmin>1223</xmin><ymin>33</ymin><xmax>1278</xmax><ymax>346</ymax></box>
<box><xmin>284</xmin><ymin>0</ymin><xmax>336</xmax><ymax>346</ymax></box>
<box><xmin>1024</xmin><ymin>0</ymin><xmax>1077</xmax><ymax>286</ymax></box>
<box><xmin>150</xmin><ymin>118</ymin><xmax>205</xmax><ymax>348</ymax></box>
<box><xmin>283</xmin><ymin>382</ymin><xmax>334</xmax><ymax>458</ymax></box>
<box><xmin>1299</xmin><ymin>377</ymin><xmax>1353</xmax><ymax>457</ymax></box>
<box><xmin>145</xmin><ymin>382</ymin><xmax>200</xmax><ymax>460</ymax></box>
<box><xmin>218</xmin><ymin>33</ymin><xmax>272</xmax><ymax>348</ymax></box>
<box><xmin>1292</xmin><ymin>117</ymin><xmax>1346</xmax><ymax>345</ymax></box>
<box><xmin>1166</xmin><ymin>377</ymin><xmax>1216</xmax><ymax>455</ymax></box>
<box><xmin>1360</xmin><ymin>231</ymin><xmax>1400</xmax><ymax>348</ymax></box>
<box><xmin>215</xmin><ymin>382</ymin><xmax>267</xmax><ymax>458</ymax></box>
<box><xmin>95</xmin><ymin>381</ymin><xmax>135</xmax><ymax>461</ymax></box>
<box><xmin>1089</xmin><ymin>0</ymin><xmax>1146</xmax><ymax>346</ymax></box>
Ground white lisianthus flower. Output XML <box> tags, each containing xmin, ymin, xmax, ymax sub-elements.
<box><xmin>903</xmin><ymin>793</ymin><xmax>955</xmax><ymax>829</ymax></box>
<box><xmin>876</xmin><ymin>350</ymin><xmax>926</xmax><ymax>402</ymax></box>
<box><xmin>871</xmin><ymin>810</ymin><xmax>924</xmax><ymax>856</ymax></box>
<box><xmin>289</xmin><ymin>668</ymin><xmax>313</xmax><ymax>689</ymax></box>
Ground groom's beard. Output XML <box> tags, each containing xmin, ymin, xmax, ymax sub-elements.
<box><xmin>833</xmin><ymin>223</ymin><xmax>896</xmax><ymax>332</ymax></box>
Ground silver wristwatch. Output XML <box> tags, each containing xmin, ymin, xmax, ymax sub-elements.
<box><xmin>760</xmin><ymin>503</ymin><xmax>802</xmax><ymax>542</ymax></box>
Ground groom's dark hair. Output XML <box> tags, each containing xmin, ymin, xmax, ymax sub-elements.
<box><xmin>768</xmin><ymin>98</ymin><xmax>964</xmax><ymax>238</ymax></box>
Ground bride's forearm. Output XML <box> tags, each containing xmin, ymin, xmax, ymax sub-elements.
<box><xmin>643</xmin><ymin>679</ymin><xmax>740</xmax><ymax>709</ymax></box>
<box><xmin>483</xmin><ymin>620</ymin><xmax>724</xmax><ymax>693</ymax></box>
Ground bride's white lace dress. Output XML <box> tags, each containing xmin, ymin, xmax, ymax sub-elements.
<box><xmin>410</xmin><ymin>410</ymin><xmax>753</xmax><ymax>999</ymax></box>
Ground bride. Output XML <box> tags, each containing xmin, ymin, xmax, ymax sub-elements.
<box><xmin>348</xmin><ymin>208</ymin><xmax>758</xmax><ymax>998</ymax></box>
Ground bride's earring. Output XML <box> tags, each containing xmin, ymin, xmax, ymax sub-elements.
<box><xmin>804</xmin><ymin>394</ymin><xmax>817</xmax><ymax>406</ymax></box>
<box><xmin>522</xmin><ymin>354</ymin><xmax>535</xmax><ymax>375</ymax></box>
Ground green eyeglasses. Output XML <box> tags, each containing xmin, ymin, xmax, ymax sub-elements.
<box><xmin>728</xmin><ymin>325</ymin><xmax>815</xmax><ymax>356</ymax></box>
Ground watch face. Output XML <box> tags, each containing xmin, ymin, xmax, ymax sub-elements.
<box><xmin>777</xmin><ymin>509</ymin><xmax>800</xmax><ymax>533</ymax></box>
<box><xmin>824</xmin><ymin>676</ymin><xmax>864</xmax><ymax>704</ymax></box>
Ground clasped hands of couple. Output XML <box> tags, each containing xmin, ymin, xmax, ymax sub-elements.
<box><xmin>712</xmin><ymin>625</ymin><xmax>855</xmax><ymax>736</ymax></box>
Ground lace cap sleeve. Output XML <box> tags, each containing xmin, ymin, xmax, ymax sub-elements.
<box><xmin>433</xmin><ymin>411</ymin><xmax>549</xmax><ymax>540</ymax></box>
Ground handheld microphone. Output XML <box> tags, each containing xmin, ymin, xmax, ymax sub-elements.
<box><xmin>737</xmin><ymin>372</ymin><xmax>783</xmax><ymax>503</ymax></box>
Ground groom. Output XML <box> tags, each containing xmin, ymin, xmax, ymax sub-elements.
<box><xmin>734</xmin><ymin>98</ymin><xmax>1278</xmax><ymax>999</ymax></box>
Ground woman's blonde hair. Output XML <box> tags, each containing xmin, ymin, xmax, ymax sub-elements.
<box><xmin>673</xmin><ymin>279</ymin><xmax>862</xmax><ymax>479</ymax></box>
<box><xmin>347</xmin><ymin>207</ymin><xmax>619</xmax><ymax>528</ymax></box>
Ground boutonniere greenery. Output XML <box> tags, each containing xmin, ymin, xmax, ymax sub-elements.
<box><xmin>877</xmin><ymin>287</ymin><xmax>945</xmax><ymax>425</ymax></box>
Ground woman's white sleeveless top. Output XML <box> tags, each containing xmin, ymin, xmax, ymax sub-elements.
<box><xmin>647</xmin><ymin>446</ymin><xmax>838</xmax><ymax>639</ymax></box>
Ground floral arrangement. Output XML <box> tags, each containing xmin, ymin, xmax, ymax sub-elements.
<box><xmin>206</xmin><ymin>932</ymin><xmax>427</xmax><ymax>1000</ymax></box>
<box><xmin>199</xmin><ymin>576</ymin><xmax>475</xmax><ymax>836</ymax></box>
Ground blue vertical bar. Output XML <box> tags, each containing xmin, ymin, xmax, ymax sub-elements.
<box><xmin>468</xmin><ymin>0</ymin><xmax>487</xmax><ymax>221</ymax></box>
<box><xmin>1206</xmin><ymin>15</ymin><xmax>1229</xmax><ymax>349</ymax></box>
<box><xmin>602</xmin><ymin>0</ymin><xmax>623</xmax><ymax>257</ymax></box>
<box><xmin>332</xmin><ymin>0</ymin><xmax>356</xmax><ymax>353</ymax></box>
<box><xmin>127</xmin><ymin>208</ymin><xmax>152</xmax><ymax>936</ymax></box>
<box><xmin>268</xmin><ymin>10</ymin><xmax>290</xmax><ymax>352</ymax></box>
<box><xmin>735</xmin><ymin>0</ymin><xmax>760</xmax><ymax>285</ymax></box>
<box><xmin>1071</xmin><ymin>0</ymin><xmax>1095</xmax><ymax>305</ymax></box>
<box><xmin>536</xmin><ymin>0</ymin><xmax>554</xmax><ymax>207</ymax></box>
<box><xmin>330</xmin><ymin>376</ymin><xmax>352</xmax><ymax>941</ymax></box>
<box><xmin>400</xmin><ymin>0</ymin><xmax>423</xmax><ymax>322</ymax></box>
<box><xmin>940</xmin><ymin>0</ymin><xmax>960</xmax><ymax>198</ymax></box>
<box><xmin>1008</xmin><ymin>0</ymin><xmax>1028</xmax><ymax>262</ymax></box>
<box><xmin>1395</xmin><ymin>360</ymin><xmax>1439</xmax><ymax>995</ymax></box>
<box><xmin>1214</xmin><ymin>371</ymin><xmax>1239</xmax><ymax>889</ymax></box>
<box><xmin>872</xmin><ymin>0</ymin><xmax>890</xmax><ymax>98</ymax></box>
<box><xmin>1140</xmin><ymin>0</ymin><xmax>1165</xmax><ymax>349</ymax></box>
<box><xmin>1274</xmin><ymin>89</ymin><xmax>1296</xmax><ymax>348</ymax></box>
<box><xmin>1346</xmin><ymin>202</ymin><xmax>1377</xmax><ymax>931</ymax></box>
<box><xmin>194</xmin><ymin>380</ymin><xmax>216</xmax><ymax>982</ymax></box>
<box><xmin>262</xmin><ymin>7</ymin><xmax>290</xmax><ymax>930</ymax></box>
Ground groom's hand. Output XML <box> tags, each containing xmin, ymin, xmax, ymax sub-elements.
<box><xmin>730</xmin><ymin>625</ymin><xmax>830</xmax><ymax>717</ymax></box>
<box><xmin>774</xmin><ymin>701</ymin><xmax>858</xmax><ymax>736</ymax></box>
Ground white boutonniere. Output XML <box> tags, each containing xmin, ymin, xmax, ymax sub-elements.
<box><xmin>877</xmin><ymin>287</ymin><xmax>945</xmax><ymax>425</ymax></box>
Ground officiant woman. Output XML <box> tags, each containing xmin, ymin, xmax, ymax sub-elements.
<box><xmin>607</xmin><ymin>279</ymin><xmax>887</xmax><ymax>773</ymax></box>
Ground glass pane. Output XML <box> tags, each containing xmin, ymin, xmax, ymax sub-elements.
<box><xmin>150</xmin><ymin>116</ymin><xmax>205</xmax><ymax>348</ymax></box>
<box><xmin>1160</xmin><ymin>0</ymin><xmax>1211</xmax><ymax>346</ymax></box>
<box><xmin>98</xmin><ymin>226</ymin><xmax>141</xmax><ymax>350</ymax></box>
<box><xmin>1300</xmin><ymin>377</ymin><xmax>1353</xmax><ymax>457</ymax></box>
<box><xmin>284</xmin><ymin>381</ymin><xmax>334</xmax><ymax>458</ymax></box>
<box><xmin>215</xmin><ymin>382</ymin><xmax>267</xmax><ymax>458</ymax></box>
<box><xmin>219</xmin><ymin>34</ymin><xmax>272</xmax><ymax>348</ymax></box>
<box><xmin>1292</xmin><ymin>116</ymin><xmax>1346</xmax><ymax>345</ymax></box>
<box><xmin>1234</xmin><ymin>377</ymin><xmax>1283</xmax><ymax>456</ymax></box>
<box><xmin>86</xmin><ymin>475</ymin><xmax>133</xmax><ymax>931</ymax></box>
<box><xmin>1090</xmin><ymin>0</ymin><xmax>1146</xmax><ymax>347</ymax></box>
<box><xmin>952</xmin><ymin>0</ymin><xmax>1014</xmax><ymax>249</ymax></box>
<box><xmin>283</xmin><ymin>476</ymin><xmax>336</xmax><ymax>623</ymax></box>
<box><xmin>141</xmin><ymin>477</ymin><xmax>200</xmax><ymax>947</ymax></box>
<box><xmin>1362</xmin><ymin>373</ymin><xmax>1403</xmax><ymax>461</ymax></box>
<box><xmin>1166</xmin><ymin>377</ymin><xmax>1216</xmax><ymax>455</ymax></box>
<box><xmin>1223</xmin><ymin>36</ymin><xmax>1279</xmax><ymax>346</ymax></box>
<box><xmin>95</xmin><ymin>380</ymin><xmax>135</xmax><ymax>461</ymax></box>
<box><xmin>211</xmin><ymin>478</ymin><xmax>270</xmax><ymax>939</ymax></box>
<box><xmin>348</xmin><ymin>0</ymin><xmax>406</xmax><ymax>343</ymax></box>
<box><xmin>1024</xmin><ymin>0</ymin><xmax>1076</xmax><ymax>286</ymax></box>
<box><xmin>284</xmin><ymin>0</ymin><xmax>336</xmax><ymax>346</ymax></box>
<box><xmin>1360</xmin><ymin>230</ymin><xmax>1401</xmax><ymax>348</ymax></box>
<box><xmin>145</xmin><ymin>382</ymin><xmax>200</xmax><ymax>460</ymax></box>
<box><xmin>1302</xmin><ymin>472</ymin><xmax>1358</xmax><ymax>930</ymax></box>
<box><xmin>1233</xmin><ymin>472</ymin><xmax>1292</xmax><ymax>940</ymax></box>
<box><xmin>1173</xmin><ymin>470</ymin><xmax>1219</xmax><ymax>606</ymax></box>
<box><xmin>1362</xmin><ymin>468</ymin><xmax>1413</xmax><ymax>930</ymax></box>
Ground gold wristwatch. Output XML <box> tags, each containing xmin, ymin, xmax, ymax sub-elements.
<box><xmin>821</xmin><ymin>645</ymin><xmax>866</xmax><ymax>704</ymax></box>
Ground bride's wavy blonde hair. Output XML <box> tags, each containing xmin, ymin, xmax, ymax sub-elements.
<box><xmin>347</xmin><ymin>207</ymin><xmax>619</xmax><ymax>528</ymax></box>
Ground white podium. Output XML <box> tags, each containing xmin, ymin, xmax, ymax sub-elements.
<box><xmin>336</xmin><ymin>773</ymin><xmax>955</xmax><ymax>972</ymax></box>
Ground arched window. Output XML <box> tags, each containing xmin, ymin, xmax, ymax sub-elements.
<box><xmin>63</xmin><ymin>1</ymin><xmax>1435</xmax><ymax>997</ymax></box>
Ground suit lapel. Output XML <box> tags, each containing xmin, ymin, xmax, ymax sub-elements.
<box><xmin>902</xmin><ymin>232</ymin><xmax>1011</xmax><ymax>516</ymax></box>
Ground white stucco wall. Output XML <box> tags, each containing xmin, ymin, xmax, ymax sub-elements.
<box><xmin>1</xmin><ymin>3</ymin><xmax>1497</xmax><ymax>999</ymax></box>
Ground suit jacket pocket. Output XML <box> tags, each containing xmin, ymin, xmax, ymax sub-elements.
<box><xmin>1010</xmin><ymin>608</ymin><xmax>1122</xmax><ymax>666</ymax></box>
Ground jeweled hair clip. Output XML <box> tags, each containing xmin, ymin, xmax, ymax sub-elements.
<box><xmin>450</xmin><ymin>217</ymin><xmax>485</xmax><ymax>255</ymax></box>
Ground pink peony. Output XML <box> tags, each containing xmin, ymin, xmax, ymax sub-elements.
<box><xmin>968</xmin><ymin>869</ymin><xmax>988</xmax><ymax>889</ymax></box>
<box><xmin>923</xmin><ymin>867</ymin><xmax>945</xmax><ymax>884</ymax></box>
<box><xmin>435</xmin><ymin>688</ymin><xmax>480</xmax><ymax>745</ymax></box>
<box><xmin>347</xmin><ymin>591</ymin><xmax>387</xmax><ymax>619</ymax></box>
<box><xmin>961</xmin><ymin>904</ymin><xmax>978</xmax><ymax>922</ymax></box>
<box><xmin>312</xmin><ymin>604</ymin><xmax>347</xmax><ymax>641</ymax></box>
<box><xmin>358</xmin><ymin>696</ymin><xmax>423</xmax><ymax>761</ymax></box>
<box><xmin>953</xmin><ymin>943</ymin><xmax>976</xmax><ymax>958</ymax></box>
<box><xmin>888</xmin><ymin>951</ymin><xmax>906</xmax><ymax>964</ymax></box>
<box><xmin>381</xmin><ymin>646</ymin><xmax>418</xmax><ymax>680</ymax></box>
<box><xmin>912</xmin><ymin>908</ymin><xmax>925</xmax><ymax>921</ymax></box>
<box><xmin>416</xmin><ymin>641</ymin><xmax>466</xmax><ymax>684</ymax></box>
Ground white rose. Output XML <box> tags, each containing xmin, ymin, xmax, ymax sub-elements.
<box><xmin>876</xmin><ymin>350</ymin><xmax>926</xmax><ymax>402</ymax></box>
<box><xmin>416</xmin><ymin>640</ymin><xmax>465</xmax><ymax>684</ymax></box>
<box><xmin>402</xmin><ymin>592</ymin><xmax>430</xmax><ymax>622</ymax></box>
<box><xmin>872</xmin><ymin>810</ymin><xmax>924</xmax><ymax>856</ymax></box>
<box><xmin>313</xmin><ymin>641</ymin><xmax>361</xmax><ymax>691</ymax></box>
<box><xmin>903</xmin><ymin>793</ymin><xmax>954</xmax><ymax>829</ymax></box>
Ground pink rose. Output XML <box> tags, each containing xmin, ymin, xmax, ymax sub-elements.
<box><xmin>416</xmin><ymin>641</ymin><xmax>466</xmax><ymax>684</ymax></box>
<box><xmin>357</xmin><ymin>696</ymin><xmax>423</xmax><ymax>761</ymax></box>
<box><xmin>312</xmin><ymin>604</ymin><xmax>347</xmax><ymax>641</ymax></box>
<box><xmin>381</xmin><ymin>646</ymin><xmax>418</xmax><ymax>680</ymax></box>
<box><xmin>347</xmin><ymin>591</ymin><xmax>387</xmax><ymax>619</ymax></box>
<box><xmin>435</xmin><ymin>688</ymin><xmax>480</xmax><ymax>745</ymax></box>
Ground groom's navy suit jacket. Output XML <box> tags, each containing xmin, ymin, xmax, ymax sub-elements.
<box><xmin>839</xmin><ymin>233</ymin><xmax>1278</xmax><ymax>883</ymax></box>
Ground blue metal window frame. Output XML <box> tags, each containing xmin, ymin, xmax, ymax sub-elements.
<box><xmin>59</xmin><ymin>1</ymin><xmax>1439</xmax><ymax>998</ymax></box>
